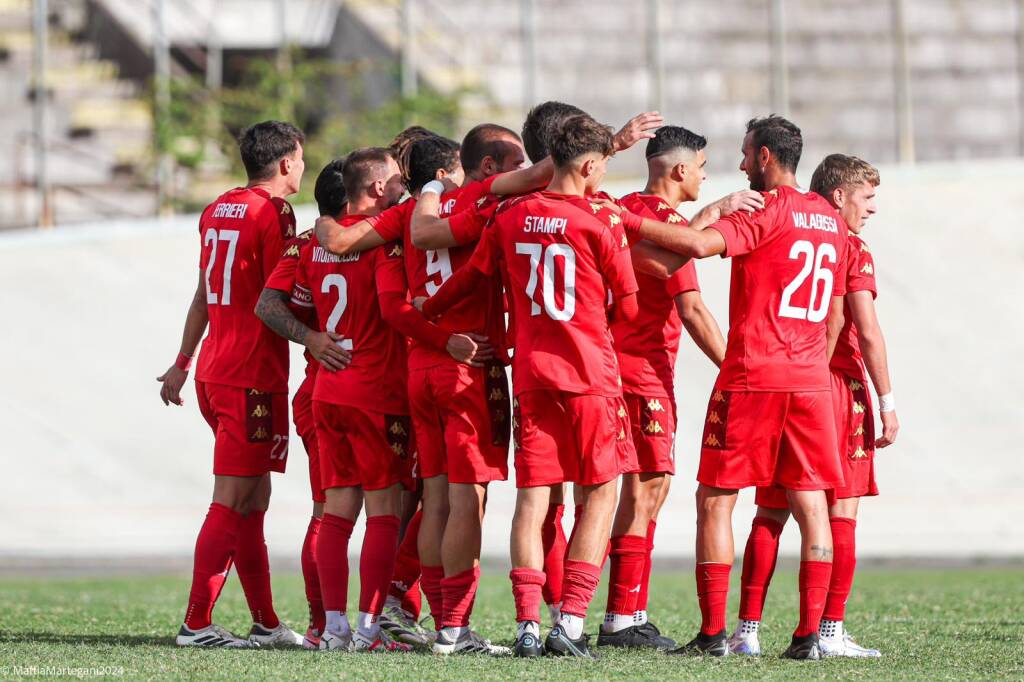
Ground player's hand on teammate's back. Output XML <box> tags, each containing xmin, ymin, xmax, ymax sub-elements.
<box><xmin>613</xmin><ymin>111</ymin><xmax>665</xmax><ymax>152</ymax></box>
<box><xmin>446</xmin><ymin>333</ymin><xmax>494</xmax><ymax>367</ymax></box>
<box><xmin>876</xmin><ymin>410</ymin><xmax>899</xmax><ymax>448</ymax></box>
<box><xmin>305</xmin><ymin>330</ymin><xmax>352</xmax><ymax>372</ymax></box>
<box><xmin>156</xmin><ymin>365</ymin><xmax>188</xmax><ymax>406</ymax></box>
<box><xmin>717</xmin><ymin>190</ymin><xmax>765</xmax><ymax>216</ymax></box>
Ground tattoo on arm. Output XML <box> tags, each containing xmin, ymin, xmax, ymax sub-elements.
<box><xmin>255</xmin><ymin>289</ymin><xmax>310</xmax><ymax>345</ymax></box>
<box><xmin>810</xmin><ymin>544</ymin><xmax>834</xmax><ymax>561</ymax></box>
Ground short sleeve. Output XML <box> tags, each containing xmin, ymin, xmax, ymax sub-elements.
<box><xmin>264</xmin><ymin>235</ymin><xmax>306</xmax><ymax>292</ymax></box>
<box><xmin>846</xmin><ymin>238</ymin><xmax>877</xmax><ymax>298</ymax></box>
<box><xmin>467</xmin><ymin>223</ymin><xmax>500</xmax><ymax>276</ymax></box>
<box><xmin>448</xmin><ymin>199</ymin><xmax>495</xmax><ymax>246</ymax></box>
<box><xmin>290</xmin><ymin>247</ymin><xmax>314</xmax><ymax>308</ymax></box>
<box><xmin>370</xmin><ymin>201</ymin><xmax>409</xmax><ymax>242</ymax></box>
<box><xmin>375</xmin><ymin>242</ymin><xmax>411</xmax><ymax>295</ymax></box>
<box><xmin>707</xmin><ymin>191</ymin><xmax>780</xmax><ymax>258</ymax></box>
<box><xmin>597</xmin><ymin>220</ymin><xmax>639</xmax><ymax>298</ymax></box>
<box><xmin>666</xmin><ymin>260</ymin><xmax>701</xmax><ymax>297</ymax></box>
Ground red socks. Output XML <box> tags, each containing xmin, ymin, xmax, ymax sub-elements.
<box><xmin>301</xmin><ymin>516</ymin><xmax>325</xmax><ymax>633</ymax></box>
<box><xmin>441</xmin><ymin>566</ymin><xmax>481</xmax><ymax>628</ymax></box>
<box><xmin>606</xmin><ymin>535</ymin><xmax>647</xmax><ymax>616</ymax></box>
<box><xmin>510</xmin><ymin>567</ymin><xmax>546</xmax><ymax>623</ymax></box>
<box><xmin>185</xmin><ymin>503</ymin><xmax>241</xmax><ymax>630</ymax></box>
<box><xmin>317</xmin><ymin>513</ymin><xmax>354</xmax><ymax>614</ymax></box>
<box><xmin>389</xmin><ymin>509</ymin><xmax>423</xmax><ymax>618</ymax></box>
<box><xmin>421</xmin><ymin>564</ymin><xmax>445</xmax><ymax>626</ymax></box>
<box><xmin>636</xmin><ymin>520</ymin><xmax>656</xmax><ymax>613</ymax></box>
<box><xmin>541</xmin><ymin>503</ymin><xmax>566</xmax><ymax>606</ymax></box>
<box><xmin>795</xmin><ymin>560</ymin><xmax>832</xmax><ymax>637</ymax></box>
<box><xmin>696</xmin><ymin>562</ymin><xmax>731</xmax><ymax>635</ymax></box>
<box><xmin>823</xmin><ymin>517</ymin><xmax>857</xmax><ymax>621</ymax></box>
<box><xmin>738</xmin><ymin>516</ymin><xmax>784</xmax><ymax>621</ymax></box>
<box><xmin>560</xmin><ymin>560</ymin><xmax>602</xmax><ymax>618</ymax></box>
<box><xmin>359</xmin><ymin>515</ymin><xmax>401</xmax><ymax>616</ymax></box>
<box><xmin>233</xmin><ymin>510</ymin><xmax>280</xmax><ymax>629</ymax></box>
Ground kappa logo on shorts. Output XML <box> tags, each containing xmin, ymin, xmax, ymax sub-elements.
<box><xmin>640</xmin><ymin>396</ymin><xmax>670</xmax><ymax>440</ymax></box>
<box><xmin>702</xmin><ymin>390</ymin><xmax>731</xmax><ymax>450</ymax></box>
<box><xmin>385</xmin><ymin>415</ymin><xmax>412</xmax><ymax>459</ymax></box>
<box><xmin>484</xmin><ymin>361</ymin><xmax>511</xmax><ymax>448</ymax></box>
<box><xmin>246</xmin><ymin>389</ymin><xmax>273</xmax><ymax>443</ymax></box>
<box><xmin>844</xmin><ymin>373</ymin><xmax>875</xmax><ymax>460</ymax></box>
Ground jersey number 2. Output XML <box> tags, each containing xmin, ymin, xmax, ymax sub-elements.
<box><xmin>778</xmin><ymin>240</ymin><xmax>836</xmax><ymax>323</ymax></box>
<box><xmin>321</xmin><ymin>274</ymin><xmax>355</xmax><ymax>350</ymax></box>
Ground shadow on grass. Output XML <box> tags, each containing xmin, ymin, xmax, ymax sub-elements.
<box><xmin>0</xmin><ymin>631</ymin><xmax>174</xmax><ymax>647</ymax></box>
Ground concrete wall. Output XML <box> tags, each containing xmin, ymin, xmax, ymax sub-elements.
<box><xmin>1</xmin><ymin>159</ymin><xmax>1022</xmax><ymax>563</ymax></box>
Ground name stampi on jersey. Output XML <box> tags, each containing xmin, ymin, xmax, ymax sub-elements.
<box><xmin>791</xmin><ymin>211</ymin><xmax>839</xmax><ymax>233</ymax></box>
<box><xmin>212</xmin><ymin>202</ymin><xmax>249</xmax><ymax>219</ymax></box>
<box><xmin>312</xmin><ymin>246</ymin><xmax>360</xmax><ymax>264</ymax></box>
<box><xmin>523</xmin><ymin>215</ymin><xmax>568</xmax><ymax>235</ymax></box>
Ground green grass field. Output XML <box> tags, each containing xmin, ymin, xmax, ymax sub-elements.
<box><xmin>0</xmin><ymin>568</ymin><xmax>1021</xmax><ymax>680</ymax></box>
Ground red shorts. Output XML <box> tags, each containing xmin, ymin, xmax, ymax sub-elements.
<box><xmin>754</xmin><ymin>372</ymin><xmax>879</xmax><ymax>508</ymax></box>
<box><xmin>409</xmin><ymin>360</ymin><xmax>510</xmax><ymax>484</ymax></box>
<box><xmin>697</xmin><ymin>388</ymin><xmax>843</xmax><ymax>491</ymax></box>
<box><xmin>292</xmin><ymin>390</ymin><xmax>325</xmax><ymax>504</ymax></box>
<box><xmin>624</xmin><ymin>393</ymin><xmax>676</xmax><ymax>475</ymax></box>
<box><xmin>513</xmin><ymin>390</ymin><xmax>637</xmax><ymax>488</ymax></box>
<box><xmin>196</xmin><ymin>381</ymin><xmax>289</xmax><ymax>477</ymax></box>
<box><xmin>313</xmin><ymin>401</ymin><xmax>412</xmax><ymax>492</ymax></box>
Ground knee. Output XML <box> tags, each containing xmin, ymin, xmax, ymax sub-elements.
<box><xmin>695</xmin><ymin>486</ymin><xmax>734</xmax><ymax>523</ymax></box>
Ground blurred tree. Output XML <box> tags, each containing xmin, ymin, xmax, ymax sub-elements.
<box><xmin>154</xmin><ymin>51</ymin><xmax>465</xmax><ymax>211</ymax></box>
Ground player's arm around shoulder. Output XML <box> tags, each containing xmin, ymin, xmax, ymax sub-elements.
<box><xmin>314</xmin><ymin>214</ymin><xmax>387</xmax><ymax>256</ymax></box>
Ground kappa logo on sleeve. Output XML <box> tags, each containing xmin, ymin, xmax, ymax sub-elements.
<box><xmin>387</xmin><ymin>242</ymin><xmax>404</xmax><ymax>259</ymax></box>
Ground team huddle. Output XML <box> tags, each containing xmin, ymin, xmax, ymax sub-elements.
<box><xmin>156</xmin><ymin>102</ymin><xmax>899</xmax><ymax>661</ymax></box>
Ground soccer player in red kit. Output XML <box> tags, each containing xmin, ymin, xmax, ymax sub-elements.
<box><xmin>290</xmin><ymin>147</ymin><xmax>459</xmax><ymax>653</ymax></box>
<box><xmin>728</xmin><ymin>154</ymin><xmax>899</xmax><ymax>658</ymax></box>
<box><xmin>157</xmin><ymin>121</ymin><xmax>306</xmax><ymax>648</ymax></box>
<box><xmin>598</xmin><ymin>126</ymin><xmax>726</xmax><ymax>651</ymax></box>
<box><xmin>421</xmin><ymin>114</ymin><xmax>640</xmax><ymax>659</ymax></box>
<box><xmin>255</xmin><ymin>159</ymin><xmax>359</xmax><ymax>649</ymax></box>
<box><xmin>614</xmin><ymin>116</ymin><xmax>849</xmax><ymax>660</ymax></box>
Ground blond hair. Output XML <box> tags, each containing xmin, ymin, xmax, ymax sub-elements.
<box><xmin>810</xmin><ymin>154</ymin><xmax>880</xmax><ymax>196</ymax></box>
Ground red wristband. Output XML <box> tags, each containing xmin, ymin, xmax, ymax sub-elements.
<box><xmin>175</xmin><ymin>351</ymin><xmax>193</xmax><ymax>371</ymax></box>
<box><xmin>620</xmin><ymin>210</ymin><xmax>643</xmax><ymax>234</ymax></box>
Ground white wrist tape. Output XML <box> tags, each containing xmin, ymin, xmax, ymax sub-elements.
<box><xmin>878</xmin><ymin>393</ymin><xmax>895</xmax><ymax>413</ymax></box>
<box><xmin>420</xmin><ymin>180</ymin><xmax>445</xmax><ymax>196</ymax></box>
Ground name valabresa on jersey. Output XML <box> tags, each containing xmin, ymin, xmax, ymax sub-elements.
<box><xmin>791</xmin><ymin>211</ymin><xmax>839</xmax><ymax>233</ymax></box>
<box><xmin>311</xmin><ymin>246</ymin><xmax>360</xmax><ymax>264</ymax></box>
<box><xmin>211</xmin><ymin>202</ymin><xmax>249</xmax><ymax>219</ymax></box>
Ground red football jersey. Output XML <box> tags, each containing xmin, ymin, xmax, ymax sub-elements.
<box><xmin>291</xmin><ymin>216</ymin><xmax>409</xmax><ymax>414</ymax></box>
<box><xmin>831</xmin><ymin>233</ymin><xmax>877</xmax><ymax>379</ymax></box>
<box><xmin>613</xmin><ymin>192</ymin><xmax>701</xmax><ymax>398</ymax></box>
<box><xmin>708</xmin><ymin>185</ymin><xmax>849</xmax><ymax>392</ymax></box>
<box><xmin>371</xmin><ymin>178</ymin><xmax>506</xmax><ymax>368</ymax></box>
<box><xmin>264</xmin><ymin>228</ymin><xmax>318</xmax><ymax>395</ymax></box>
<box><xmin>468</xmin><ymin>191</ymin><xmax>638</xmax><ymax>397</ymax></box>
<box><xmin>195</xmin><ymin>186</ymin><xmax>296</xmax><ymax>393</ymax></box>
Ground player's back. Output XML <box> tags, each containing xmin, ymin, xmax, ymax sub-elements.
<box><xmin>712</xmin><ymin>185</ymin><xmax>849</xmax><ymax>392</ymax></box>
<box><xmin>487</xmin><ymin>191</ymin><xmax>636</xmax><ymax>397</ymax></box>
<box><xmin>196</xmin><ymin>186</ymin><xmax>294</xmax><ymax>393</ymax></box>
<box><xmin>294</xmin><ymin>225</ymin><xmax>408</xmax><ymax>412</ymax></box>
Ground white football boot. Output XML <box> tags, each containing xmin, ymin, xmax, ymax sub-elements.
<box><xmin>176</xmin><ymin>623</ymin><xmax>257</xmax><ymax>648</ymax></box>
